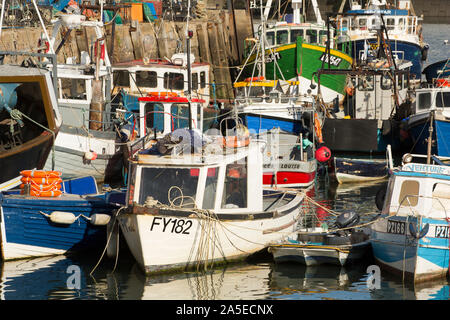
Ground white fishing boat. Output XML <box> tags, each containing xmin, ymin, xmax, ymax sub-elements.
<box><xmin>40</xmin><ymin>15</ymin><xmax>123</xmax><ymax>184</ymax></box>
<box><xmin>117</xmin><ymin>128</ymin><xmax>309</xmax><ymax>274</ymax></box>
<box><xmin>371</xmin><ymin>152</ymin><xmax>450</xmax><ymax>283</ymax></box>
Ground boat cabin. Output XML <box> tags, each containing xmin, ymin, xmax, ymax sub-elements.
<box><xmin>381</xmin><ymin>154</ymin><xmax>450</xmax><ymax>220</ymax></box>
<box><xmin>265</xmin><ymin>22</ymin><xmax>333</xmax><ymax>48</ymax></box>
<box><xmin>112</xmin><ymin>56</ymin><xmax>210</xmax><ymax>112</ymax></box>
<box><xmin>411</xmin><ymin>86</ymin><xmax>450</xmax><ymax>117</ymax></box>
<box><xmin>349</xmin><ymin>67</ymin><xmax>410</xmax><ymax>120</ymax></box>
<box><xmin>234</xmin><ymin>79</ymin><xmax>302</xmax><ymax>105</ymax></box>
<box><xmin>136</xmin><ymin>95</ymin><xmax>205</xmax><ymax>138</ymax></box>
<box><xmin>127</xmin><ymin>139</ymin><xmax>264</xmax><ymax>213</ymax></box>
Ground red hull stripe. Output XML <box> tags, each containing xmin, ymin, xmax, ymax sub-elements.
<box><xmin>263</xmin><ymin>171</ymin><xmax>316</xmax><ymax>185</ymax></box>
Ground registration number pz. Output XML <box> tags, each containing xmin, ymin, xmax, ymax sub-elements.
<box><xmin>435</xmin><ymin>225</ymin><xmax>449</xmax><ymax>238</ymax></box>
<box><xmin>387</xmin><ymin>220</ymin><xmax>405</xmax><ymax>235</ymax></box>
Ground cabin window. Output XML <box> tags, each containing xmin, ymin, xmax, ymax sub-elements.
<box><xmin>136</xmin><ymin>71</ymin><xmax>157</xmax><ymax>88</ymax></box>
<box><xmin>306</xmin><ymin>29</ymin><xmax>317</xmax><ymax>44</ymax></box>
<box><xmin>381</xmin><ymin>75</ymin><xmax>392</xmax><ymax>90</ymax></box>
<box><xmin>358</xmin><ymin>18</ymin><xmax>367</xmax><ymax>30</ymax></box>
<box><xmin>319</xmin><ymin>30</ymin><xmax>328</xmax><ymax>45</ymax></box>
<box><xmin>266</xmin><ymin>31</ymin><xmax>275</xmax><ymax>46</ymax></box>
<box><xmin>113</xmin><ymin>70</ymin><xmax>130</xmax><ymax>87</ymax></box>
<box><xmin>398</xmin><ymin>18</ymin><xmax>405</xmax><ymax>31</ymax></box>
<box><xmin>386</xmin><ymin>18</ymin><xmax>395</xmax><ymax>31</ymax></box>
<box><xmin>59</xmin><ymin>78</ymin><xmax>86</xmax><ymax>100</ymax></box>
<box><xmin>371</xmin><ymin>18</ymin><xmax>378</xmax><ymax>29</ymax></box>
<box><xmin>407</xmin><ymin>17</ymin><xmax>413</xmax><ymax>34</ymax></box>
<box><xmin>290</xmin><ymin>29</ymin><xmax>304</xmax><ymax>42</ymax></box>
<box><xmin>350</xmin><ymin>18</ymin><xmax>357</xmax><ymax>31</ymax></box>
<box><xmin>398</xmin><ymin>180</ymin><xmax>419</xmax><ymax>207</ymax></box>
<box><xmin>222</xmin><ymin>159</ymin><xmax>248</xmax><ymax>209</ymax></box>
<box><xmin>403</xmin><ymin>73</ymin><xmax>409</xmax><ymax>89</ymax></box>
<box><xmin>358</xmin><ymin>75</ymin><xmax>374</xmax><ymax>91</ymax></box>
<box><xmin>397</xmin><ymin>74</ymin><xmax>403</xmax><ymax>89</ymax></box>
<box><xmin>191</xmin><ymin>73</ymin><xmax>199</xmax><ymax>90</ymax></box>
<box><xmin>276</xmin><ymin>30</ymin><xmax>289</xmax><ymax>45</ymax></box>
<box><xmin>341</xmin><ymin>19</ymin><xmax>348</xmax><ymax>31</ymax></box>
<box><xmin>171</xmin><ymin>104</ymin><xmax>191</xmax><ymax>130</ymax></box>
<box><xmin>200</xmin><ymin>71</ymin><xmax>206</xmax><ymax>88</ymax></box>
<box><xmin>436</xmin><ymin>92</ymin><xmax>450</xmax><ymax>108</ymax></box>
<box><xmin>164</xmin><ymin>72</ymin><xmax>184</xmax><ymax>90</ymax></box>
<box><xmin>138</xmin><ymin>167</ymin><xmax>199</xmax><ymax>207</ymax></box>
<box><xmin>417</xmin><ymin>92</ymin><xmax>431</xmax><ymax>110</ymax></box>
<box><xmin>202</xmin><ymin>167</ymin><xmax>219</xmax><ymax>209</ymax></box>
<box><xmin>144</xmin><ymin>103</ymin><xmax>164</xmax><ymax>133</ymax></box>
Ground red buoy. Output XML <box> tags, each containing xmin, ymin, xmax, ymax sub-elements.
<box><xmin>315</xmin><ymin>146</ymin><xmax>331</xmax><ymax>162</ymax></box>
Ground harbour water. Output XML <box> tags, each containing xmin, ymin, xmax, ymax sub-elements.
<box><xmin>1</xmin><ymin>24</ymin><xmax>450</xmax><ymax>302</ymax></box>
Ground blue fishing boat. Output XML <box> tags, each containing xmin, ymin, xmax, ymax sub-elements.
<box><xmin>329</xmin><ymin>156</ymin><xmax>390</xmax><ymax>184</ymax></box>
<box><xmin>335</xmin><ymin>0</ymin><xmax>428</xmax><ymax>80</ymax></box>
<box><xmin>423</xmin><ymin>59</ymin><xmax>450</xmax><ymax>83</ymax></box>
<box><xmin>0</xmin><ymin>175</ymin><xmax>125</xmax><ymax>261</ymax></box>
<box><xmin>402</xmin><ymin>83</ymin><xmax>450</xmax><ymax>157</ymax></box>
<box><xmin>371</xmin><ymin>153</ymin><xmax>450</xmax><ymax>283</ymax></box>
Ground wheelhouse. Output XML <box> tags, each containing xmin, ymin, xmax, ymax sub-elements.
<box><xmin>126</xmin><ymin>141</ymin><xmax>264</xmax><ymax>213</ymax></box>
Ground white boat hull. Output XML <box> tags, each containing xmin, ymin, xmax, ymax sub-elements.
<box><xmin>118</xmin><ymin>197</ymin><xmax>303</xmax><ymax>274</ymax></box>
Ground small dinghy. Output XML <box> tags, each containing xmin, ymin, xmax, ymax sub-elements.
<box><xmin>269</xmin><ymin>211</ymin><xmax>371</xmax><ymax>266</ymax></box>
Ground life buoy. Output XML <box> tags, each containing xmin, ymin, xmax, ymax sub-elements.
<box><xmin>28</xmin><ymin>190</ymin><xmax>62</xmax><ymax>197</ymax></box>
<box><xmin>148</xmin><ymin>92</ymin><xmax>178</xmax><ymax>97</ymax></box>
<box><xmin>20</xmin><ymin>183</ymin><xmax>62</xmax><ymax>192</ymax></box>
<box><xmin>223</xmin><ymin>135</ymin><xmax>250</xmax><ymax>148</ymax></box>
<box><xmin>314</xmin><ymin>113</ymin><xmax>323</xmax><ymax>144</ymax></box>
<box><xmin>244</xmin><ymin>76</ymin><xmax>264</xmax><ymax>82</ymax></box>
<box><xmin>20</xmin><ymin>176</ymin><xmax>62</xmax><ymax>185</ymax></box>
<box><xmin>20</xmin><ymin>170</ymin><xmax>62</xmax><ymax>178</ymax></box>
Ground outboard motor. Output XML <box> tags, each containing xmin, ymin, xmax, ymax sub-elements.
<box><xmin>335</xmin><ymin>211</ymin><xmax>360</xmax><ymax>234</ymax></box>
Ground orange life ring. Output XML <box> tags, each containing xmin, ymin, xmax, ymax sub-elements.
<box><xmin>148</xmin><ymin>92</ymin><xmax>178</xmax><ymax>97</ymax></box>
<box><xmin>20</xmin><ymin>170</ymin><xmax>62</xmax><ymax>178</ymax></box>
<box><xmin>21</xmin><ymin>176</ymin><xmax>62</xmax><ymax>185</ymax></box>
<box><xmin>222</xmin><ymin>135</ymin><xmax>250</xmax><ymax>148</ymax></box>
<box><xmin>20</xmin><ymin>183</ymin><xmax>62</xmax><ymax>192</ymax></box>
<box><xmin>244</xmin><ymin>76</ymin><xmax>264</xmax><ymax>82</ymax></box>
<box><xmin>28</xmin><ymin>189</ymin><xmax>62</xmax><ymax>197</ymax></box>
<box><xmin>314</xmin><ymin>113</ymin><xmax>323</xmax><ymax>144</ymax></box>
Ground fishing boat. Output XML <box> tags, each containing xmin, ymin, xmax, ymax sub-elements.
<box><xmin>402</xmin><ymin>82</ymin><xmax>450</xmax><ymax>157</ymax></box>
<box><xmin>269</xmin><ymin>212</ymin><xmax>371</xmax><ymax>266</ymax></box>
<box><xmin>38</xmin><ymin>15</ymin><xmax>126</xmax><ymax>185</ymax></box>
<box><xmin>0</xmin><ymin>174</ymin><xmax>125</xmax><ymax>261</ymax></box>
<box><xmin>370</xmin><ymin>152</ymin><xmax>450</xmax><ymax>283</ymax></box>
<box><xmin>0</xmin><ymin>63</ymin><xmax>62</xmax><ymax>190</ymax></box>
<box><xmin>328</xmin><ymin>156</ymin><xmax>390</xmax><ymax>184</ymax></box>
<box><xmin>241</xmin><ymin>0</ymin><xmax>352</xmax><ymax>104</ymax></box>
<box><xmin>233</xmin><ymin>78</ymin><xmax>320</xmax><ymax>188</ymax></box>
<box><xmin>335</xmin><ymin>0</ymin><xmax>428</xmax><ymax>81</ymax></box>
<box><xmin>117</xmin><ymin>128</ymin><xmax>309</xmax><ymax>274</ymax></box>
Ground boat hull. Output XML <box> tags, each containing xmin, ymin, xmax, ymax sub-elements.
<box><xmin>0</xmin><ymin>192</ymin><xmax>118</xmax><ymax>261</ymax></box>
<box><xmin>118</xmin><ymin>193</ymin><xmax>305</xmax><ymax>274</ymax></box>
<box><xmin>269</xmin><ymin>241</ymin><xmax>370</xmax><ymax>266</ymax></box>
<box><xmin>371</xmin><ymin>215</ymin><xmax>450</xmax><ymax>283</ymax></box>
<box><xmin>406</xmin><ymin>117</ymin><xmax>450</xmax><ymax>157</ymax></box>
<box><xmin>330</xmin><ymin>157</ymin><xmax>388</xmax><ymax>184</ymax></box>
<box><xmin>243</xmin><ymin>41</ymin><xmax>352</xmax><ymax>104</ymax></box>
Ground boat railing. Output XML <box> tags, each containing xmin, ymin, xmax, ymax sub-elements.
<box><xmin>394</xmin><ymin>194</ymin><xmax>449</xmax><ymax>219</ymax></box>
<box><xmin>401</xmin><ymin>153</ymin><xmax>450</xmax><ymax>166</ymax></box>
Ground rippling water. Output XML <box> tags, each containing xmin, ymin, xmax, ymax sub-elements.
<box><xmin>1</xmin><ymin>23</ymin><xmax>449</xmax><ymax>302</ymax></box>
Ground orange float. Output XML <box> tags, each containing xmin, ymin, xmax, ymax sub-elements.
<box><xmin>20</xmin><ymin>170</ymin><xmax>62</xmax><ymax>178</ymax></box>
<box><xmin>20</xmin><ymin>170</ymin><xmax>63</xmax><ymax>197</ymax></box>
<box><xmin>148</xmin><ymin>92</ymin><xmax>178</xmax><ymax>97</ymax></box>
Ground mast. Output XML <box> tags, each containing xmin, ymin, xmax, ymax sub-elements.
<box><xmin>260</xmin><ymin>0</ymin><xmax>266</xmax><ymax>78</ymax></box>
<box><xmin>426</xmin><ymin>111</ymin><xmax>434</xmax><ymax>164</ymax></box>
<box><xmin>187</xmin><ymin>0</ymin><xmax>193</xmax><ymax>131</ymax></box>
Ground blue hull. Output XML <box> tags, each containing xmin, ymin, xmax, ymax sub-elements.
<box><xmin>332</xmin><ymin>157</ymin><xmax>388</xmax><ymax>183</ymax></box>
<box><xmin>407</xmin><ymin>118</ymin><xmax>450</xmax><ymax>157</ymax></box>
<box><xmin>371</xmin><ymin>215</ymin><xmax>450</xmax><ymax>282</ymax></box>
<box><xmin>0</xmin><ymin>183</ymin><xmax>124</xmax><ymax>260</ymax></box>
<box><xmin>340</xmin><ymin>38</ymin><xmax>424</xmax><ymax>79</ymax></box>
<box><xmin>423</xmin><ymin>59</ymin><xmax>450</xmax><ymax>83</ymax></box>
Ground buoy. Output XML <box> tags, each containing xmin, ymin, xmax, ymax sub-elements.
<box><xmin>315</xmin><ymin>146</ymin><xmax>331</xmax><ymax>162</ymax></box>
<box><xmin>20</xmin><ymin>176</ymin><xmax>62</xmax><ymax>185</ymax></box>
<box><xmin>30</xmin><ymin>190</ymin><xmax>63</xmax><ymax>197</ymax></box>
<box><xmin>84</xmin><ymin>151</ymin><xmax>98</xmax><ymax>161</ymax></box>
<box><xmin>89</xmin><ymin>213</ymin><xmax>111</xmax><ymax>226</ymax></box>
<box><xmin>47</xmin><ymin>211</ymin><xmax>78</xmax><ymax>225</ymax></box>
<box><xmin>20</xmin><ymin>170</ymin><xmax>62</xmax><ymax>178</ymax></box>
